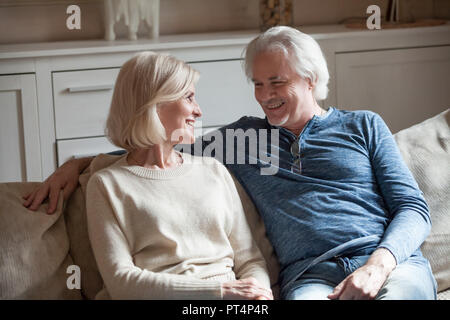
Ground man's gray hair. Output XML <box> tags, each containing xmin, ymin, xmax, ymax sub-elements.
<box><xmin>244</xmin><ymin>26</ymin><xmax>329</xmax><ymax>101</ymax></box>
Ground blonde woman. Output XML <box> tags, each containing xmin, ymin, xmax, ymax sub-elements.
<box><xmin>85</xmin><ymin>52</ymin><xmax>272</xmax><ymax>300</ymax></box>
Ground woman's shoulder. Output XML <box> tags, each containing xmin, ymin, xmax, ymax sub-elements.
<box><xmin>182</xmin><ymin>153</ymin><xmax>233</xmax><ymax>183</ymax></box>
<box><xmin>184</xmin><ymin>153</ymin><xmax>226</xmax><ymax>170</ymax></box>
<box><xmin>88</xmin><ymin>155</ymin><xmax>129</xmax><ymax>186</ymax></box>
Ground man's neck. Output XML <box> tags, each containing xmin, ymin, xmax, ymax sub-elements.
<box><xmin>283</xmin><ymin>104</ymin><xmax>325</xmax><ymax>137</ymax></box>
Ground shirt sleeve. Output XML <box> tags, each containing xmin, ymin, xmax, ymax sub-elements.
<box><xmin>368</xmin><ymin>113</ymin><xmax>431</xmax><ymax>264</ymax></box>
<box><xmin>86</xmin><ymin>174</ymin><xmax>223</xmax><ymax>300</ymax></box>
<box><xmin>217</xmin><ymin>164</ymin><xmax>272</xmax><ymax>290</ymax></box>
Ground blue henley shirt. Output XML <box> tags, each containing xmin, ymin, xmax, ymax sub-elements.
<box><xmin>191</xmin><ymin>107</ymin><xmax>431</xmax><ymax>289</ymax></box>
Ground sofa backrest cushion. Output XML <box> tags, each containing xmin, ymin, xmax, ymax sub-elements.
<box><xmin>0</xmin><ymin>182</ymin><xmax>82</xmax><ymax>299</ymax></box>
<box><xmin>394</xmin><ymin>108</ymin><xmax>450</xmax><ymax>293</ymax></box>
<box><xmin>64</xmin><ymin>180</ymin><xmax>103</xmax><ymax>299</ymax></box>
<box><xmin>229</xmin><ymin>173</ymin><xmax>280</xmax><ymax>298</ymax></box>
<box><xmin>63</xmin><ymin>153</ymin><xmax>123</xmax><ymax>299</ymax></box>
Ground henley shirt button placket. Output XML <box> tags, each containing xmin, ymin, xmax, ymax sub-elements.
<box><xmin>290</xmin><ymin>138</ymin><xmax>302</xmax><ymax>174</ymax></box>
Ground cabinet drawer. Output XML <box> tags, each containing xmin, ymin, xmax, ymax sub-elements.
<box><xmin>52</xmin><ymin>61</ymin><xmax>263</xmax><ymax>140</ymax></box>
<box><xmin>56</xmin><ymin>127</ymin><xmax>220</xmax><ymax>166</ymax></box>
<box><xmin>190</xmin><ymin>60</ymin><xmax>264</xmax><ymax>126</ymax></box>
<box><xmin>53</xmin><ymin>68</ymin><xmax>120</xmax><ymax>139</ymax></box>
<box><xmin>56</xmin><ymin>137</ymin><xmax>122</xmax><ymax>166</ymax></box>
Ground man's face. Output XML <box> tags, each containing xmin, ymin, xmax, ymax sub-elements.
<box><xmin>251</xmin><ymin>50</ymin><xmax>312</xmax><ymax>130</ymax></box>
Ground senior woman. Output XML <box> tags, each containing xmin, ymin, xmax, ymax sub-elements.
<box><xmin>85</xmin><ymin>52</ymin><xmax>272</xmax><ymax>300</ymax></box>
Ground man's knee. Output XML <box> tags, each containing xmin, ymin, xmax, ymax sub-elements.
<box><xmin>285</xmin><ymin>283</ymin><xmax>334</xmax><ymax>300</ymax></box>
<box><xmin>376</xmin><ymin>259</ymin><xmax>436</xmax><ymax>300</ymax></box>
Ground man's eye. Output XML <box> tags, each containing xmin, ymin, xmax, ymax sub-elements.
<box><xmin>272</xmin><ymin>81</ymin><xmax>285</xmax><ymax>86</ymax></box>
<box><xmin>254</xmin><ymin>83</ymin><xmax>262</xmax><ymax>88</ymax></box>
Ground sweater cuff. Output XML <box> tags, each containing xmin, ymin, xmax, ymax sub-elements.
<box><xmin>170</xmin><ymin>278</ymin><xmax>223</xmax><ymax>300</ymax></box>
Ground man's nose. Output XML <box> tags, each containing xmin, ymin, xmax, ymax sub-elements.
<box><xmin>258</xmin><ymin>86</ymin><xmax>276</xmax><ymax>101</ymax></box>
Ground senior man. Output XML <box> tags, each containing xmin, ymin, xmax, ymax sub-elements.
<box><xmin>24</xmin><ymin>26</ymin><xmax>436</xmax><ymax>300</ymax></box>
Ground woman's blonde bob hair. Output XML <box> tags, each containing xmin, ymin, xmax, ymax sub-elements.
<box><xmin>105</xmin><ymin>51</ymin><xmax>199</xmax><ymax>151</ymax></box>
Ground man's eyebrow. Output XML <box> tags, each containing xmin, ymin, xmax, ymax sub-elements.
<box><xmin>251</xmin><ymin>76</ymin><xmax>284</xmax><ymax>82</ymax></box>
<box><xmin>269</xmin><ymin>76</ymin><xmax>284</xmax><ymax>80</ymax></box>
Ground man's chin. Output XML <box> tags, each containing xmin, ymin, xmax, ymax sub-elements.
<box><xmin>267</xmin><ymin>116</ymin><xmax>288</xmax><ymax>127</ymax></box>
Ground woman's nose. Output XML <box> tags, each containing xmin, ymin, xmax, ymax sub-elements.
<box><xmin>194</xmin><ymin>103</ymin><xmax>202</xmax><ymax>118</ymax></box>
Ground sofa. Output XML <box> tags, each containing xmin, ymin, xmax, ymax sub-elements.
<box><xmin>0</xmin><ymin>109</ymin><xmax>449</xmax><ymax>300</ymax></box>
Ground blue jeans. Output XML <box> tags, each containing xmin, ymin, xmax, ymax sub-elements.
<box><xmin>281</xmin><ymin>254</ymin><xmax>437</xmax><ymax>300</ymax></box>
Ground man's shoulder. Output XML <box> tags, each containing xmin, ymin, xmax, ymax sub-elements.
<box><xmin>335</xmin><ymin>108</ymin><xmax>379</xmax><ymax>121</ymax></box>
<box><xmin>220</xmin><ymin>116</ymin><xmax>268</xmax><ymax>131</ymax></box>
<box><xmin>333</xmin><ymin>108</ymin><xmax>384</xmax><ymax>130</ymax></box>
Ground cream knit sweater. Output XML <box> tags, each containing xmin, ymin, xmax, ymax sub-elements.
<box><xmin>86</xmin><ymin>153</ymin><xmax>270</xmax><ymax>299</ymax></box>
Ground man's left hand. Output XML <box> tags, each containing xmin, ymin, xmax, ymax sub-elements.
<box><xmin>327</xmin><ymin>248</ymin><xmax>397</xmax><ymax>300</ymax></box>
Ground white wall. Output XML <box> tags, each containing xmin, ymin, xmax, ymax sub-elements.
<box><xmin>0</xmin><ymin>0</ymin><xmax>448</xmax><ymax>44</ymax></box>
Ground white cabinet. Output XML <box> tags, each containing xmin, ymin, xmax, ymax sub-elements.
<box><xmin>0</xmin><ymin>74</ymin><xmax>41</xmax><ymax>182</ymax></box>
<box><xmin>190</xmin><ymin>59</ymin><xmax>264</xmax><ymax>127</ymax></box>
<box><xmin>56</xmin><ymin>137</ymin><xmax>119</xmax><ymax>165</ymax></box>
<box><xmin>0</xmin><ymin>25</ymin><xmax>449</xmax><ymax>180</ymax></box>
<box><xmin>336</xmin><ymin>46</ymin><xmax>450</xmax><ymax>133</ymax></box>
<box><xmin>51</xmin><ymin>59</ymin><xmax>263</xmax><ymax>166</ymax></box>
<box><xmin>53</xmin><ymin>68</ymin><xmax>120</xmax><ymax>139</ymax></box>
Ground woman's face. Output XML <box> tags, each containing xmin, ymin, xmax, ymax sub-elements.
<box><xmin>157</xmin><ymin>84</ymin><xmax>202</xmax><ymax>145</ymax></box>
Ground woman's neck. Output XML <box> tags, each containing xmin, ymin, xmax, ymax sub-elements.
<box><xmin>127</xmin><ymin>144</ymin><xmax>182</xmax><ymax>169</ymax></box>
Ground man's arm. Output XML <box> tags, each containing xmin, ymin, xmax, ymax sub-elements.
<box><xmin>369</xmin><ymin>113</ymin><xmax>431</xmax><ymax>263</ymax></box>
<box><xmin>23</xmin><ymin>156</ymin><xmax>93</xmax><ymax>214</ymax></box>
<box><xmin>329</xmin><ymin>113</ymin><xmax>430</xmax><ymax>299</ymax></box>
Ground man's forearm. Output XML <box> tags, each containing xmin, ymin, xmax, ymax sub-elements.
<box><xmin>69</xmin><ymin>156</ymin><xmax>94</xmax><ymax>174</ymax></box>
<box><xmin>378</xmin><ymin>209</ymin><xmax>431</xmax><ymax>265</ymax></box>
<box><xmin>365</xmin><ymin>248</ymin><xmax>397</xmax><ymax>275</ymax></box>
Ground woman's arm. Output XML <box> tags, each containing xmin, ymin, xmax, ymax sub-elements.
<box><xmin>218</xmin><ymin>165</ymin><xmax>273</xmax><ymax>299</ymax></box>
<box><xmin>23</xmin><ymin>157</ymin><xmax>93</xmax><ymax>214</ymax></box>
<box><xmin>86</xmin><ymin>174</ymin><xmax>224</xmax><ymax>300</ymax></box>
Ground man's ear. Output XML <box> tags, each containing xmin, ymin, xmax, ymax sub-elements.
<box><xmin>307</xmin><ymin>78</ymin><xmax>315</xmax><ymax>90</ymax></box>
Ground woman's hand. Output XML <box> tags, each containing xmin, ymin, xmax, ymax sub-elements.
<box><xmin>22</xmin><ymin>157</ymin><xmax>91</xmax><ymax>214</ymax></box>
<box><xmin>222</xmin><ymin>277</ymin><xmax>273</xmax><ymax>300</ymax></box>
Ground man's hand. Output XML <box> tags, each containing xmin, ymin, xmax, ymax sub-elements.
<box><xmin>22</xmin><ymin>157</ymin><xmax>92</xmax><ymax>214</ymax></box>
<box><xmin>222</xmin><ymin>277</ymin><xmax>273</xmax><ymax>300</ymax></box>
<box><xmin>328</xmin><ymin>248</ymin><xmax>397</xmax><ymax>300</ymax></box>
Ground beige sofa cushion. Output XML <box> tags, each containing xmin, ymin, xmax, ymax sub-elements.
<box><xmin>63</xmin><ymin>153</ymin><xmax>128</xmax><ymax>299</ymax></box>
<box><xmin>230</xmin><ymin>173</ymin><xmax>280</xmax><ymax>298</ymax></box>
<box><xmin>63</xmin><ymin>153</ymin><xmax>123</xmax><ymax>299</ymax></box>
<box><xmin>0</xmin><ymin>182</ymin><xmax>81</xmax><ymax>299</ymax></box>
<box><xmin>394</xmin><ymin>108</ymin><xmax>450</xmax><ymax>293</ymax></box>
<box><xmin>438</xmin><ymin>288</ymin><xmax>450</xmax><ymax>300</ymax></box>
<box><xmin>64</xmin><ymin>183</ymin><xmax>103</xmax><ymax>300</ymax></box>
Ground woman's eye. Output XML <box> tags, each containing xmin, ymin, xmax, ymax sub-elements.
<box><xmin>186</xmin><ymin>94</ymin><xmax>194</xmax><ymax>102</ymax></box>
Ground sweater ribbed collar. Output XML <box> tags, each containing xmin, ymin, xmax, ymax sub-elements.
<box><xmin>118</xmin><ymin>152</ymin><xmax>194</xmax><ymax>180</ymax></box>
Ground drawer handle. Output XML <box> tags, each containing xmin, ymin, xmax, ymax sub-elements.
<box><xmin>72</xmin><ymin>150</ymin><xmax>124</xmax><ymax>159</ymax></box>
<box><xmin>67</xmin><ymin>84</ymin><xmax>114</xmax><ymax>93</ymax></box>
<box><xmin>72</xmin><ymin>153</ymin><xmax>98</xmax><ymax>159</ymax></box>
